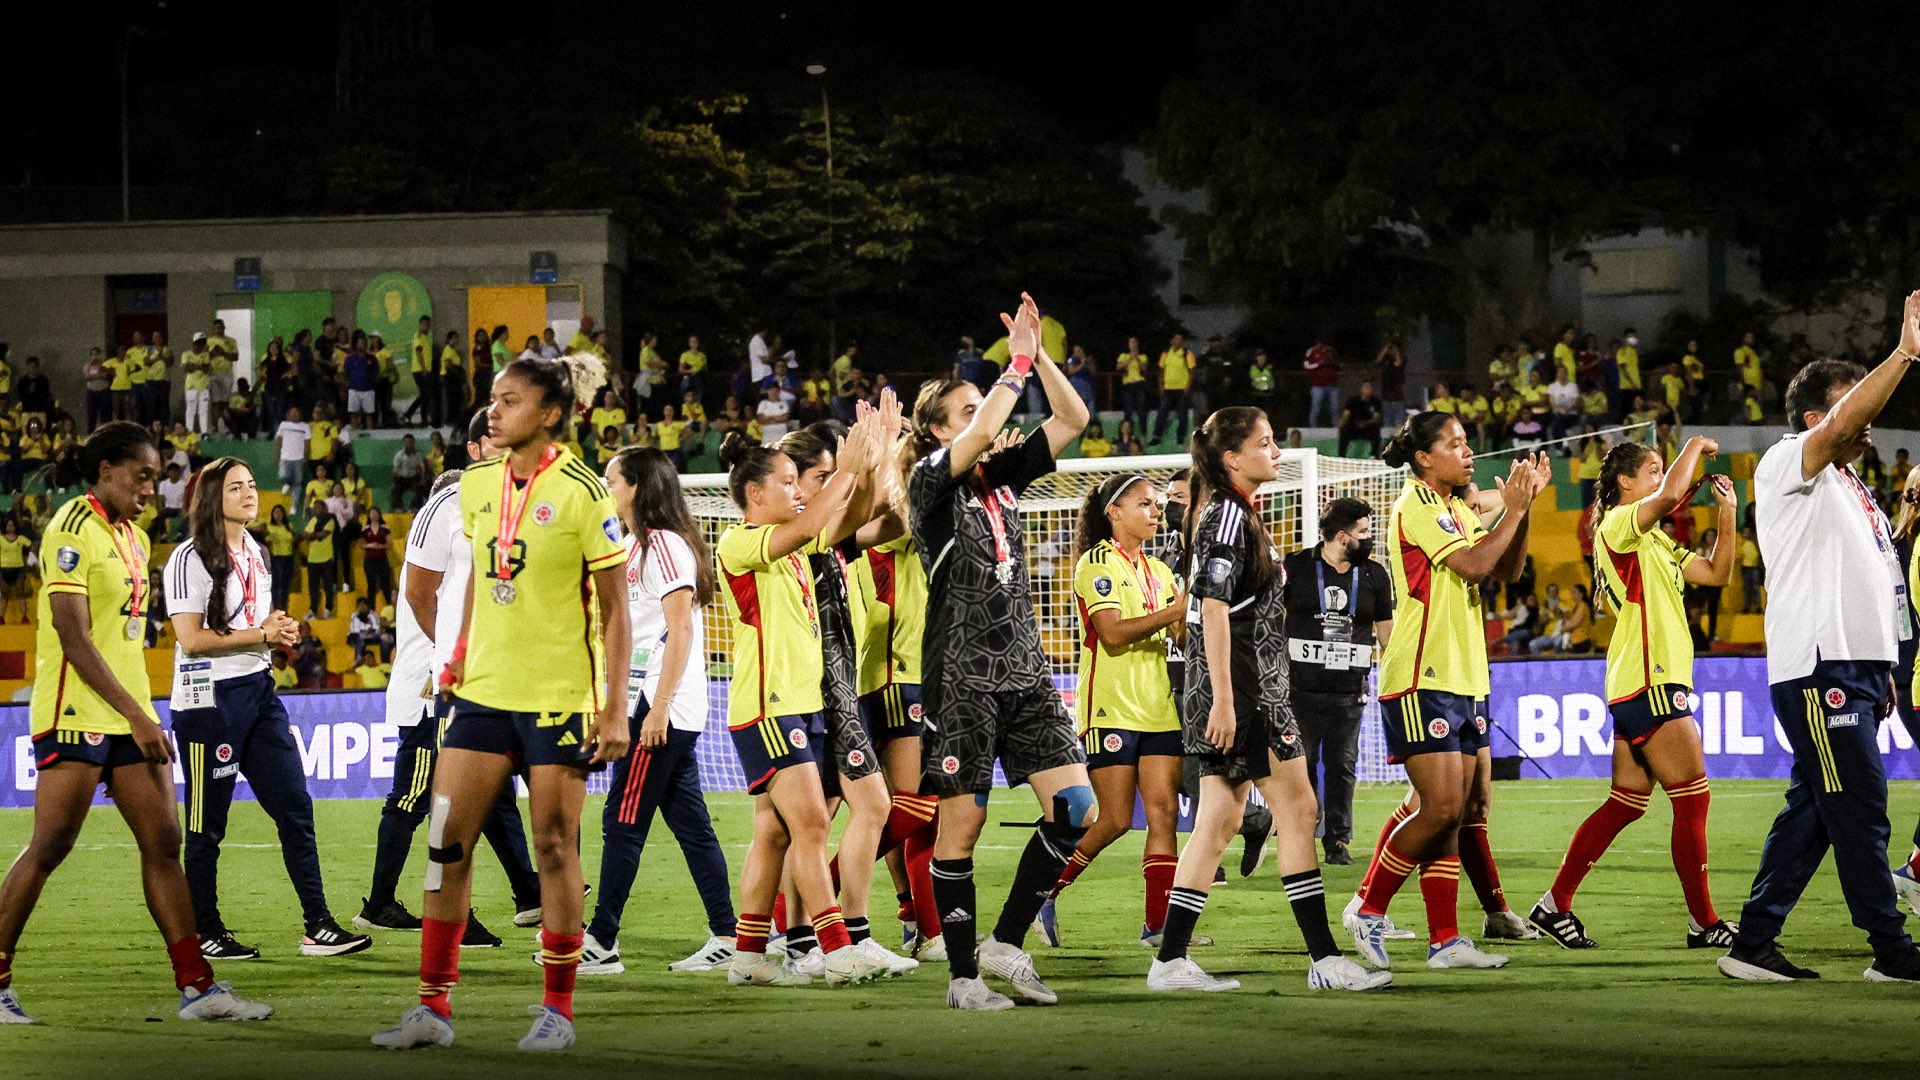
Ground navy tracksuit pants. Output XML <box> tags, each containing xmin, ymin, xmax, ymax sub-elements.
<box><xmin>1738</xmin><ymin>660</ymin><xmax>1914</xmax><ymax>961</ymax></box>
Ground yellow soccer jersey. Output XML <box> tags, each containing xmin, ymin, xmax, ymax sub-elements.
<box><xmin>855</xmin><ymin>533</ymin><xmax>925</xmax><ymax>695</ymax></box>
<box><xmin>1596</xmin><ymin>501</ymin><xmax>1696</xmax><ymax>701</ymax></box>
<box><xmin>1073</xmin><ymin>541</ymin><xmax>1177</xmax><ymax>735</ymax></box>
<box><xmin>32</xmin><ymin>495</ymin><xmax>157</xmax><ymax>737</ymax></box>
<box><xmin>459</xmin><ymin>447</ymin><xmax>626</xmax><ymax>713</ymax></box>
<box><xmin>1380</xmin><ymin>479</ymin><xmax>1490</xmax><ymax>700</ymax></box>
<box><xmin>718</xmin><ymin>522</ymin><xmax>826</xmax><ymax>726</ymax></box>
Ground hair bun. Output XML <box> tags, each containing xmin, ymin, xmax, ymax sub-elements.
<box><xmin>1380</xmin><ymin>435</ymin><xmax>1411</xmax><ymax>468</ymax></box>
<box><xmin>718</xmin><ymin>431</ymin><xmax>757</xmax><ymax>469</ymax></box>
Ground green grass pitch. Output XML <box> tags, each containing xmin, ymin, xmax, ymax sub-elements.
<box><xmin>2</xmin><ymin>780</ymin><xmax>1916</xmax><ymax>1080</ymax></box>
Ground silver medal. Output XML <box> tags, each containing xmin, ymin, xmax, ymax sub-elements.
<box><xmin>492</xmin><ymin>581</ymin><xmax>516</xmax><ymax>605</ymax></box>
<box><xmin>995</xmin><ymin>560</ymin><xmax>1014</xmax><ymax>584</ymax></box>
<box><xmin>125</xmin><ymin>618</ymin><xmax>143</xmax><ymax>640</ymax></box>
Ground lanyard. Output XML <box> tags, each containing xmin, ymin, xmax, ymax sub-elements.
<box><xmin>1119</xmin><ymin>545</ymin><xmax>1161</xmax><ymax>612</ymax></box>
<box><xmin>494</xmin><ymin>445</ymin><xmax>559</xmax><ymax>582</ymax></box>
<box><xmin>1841</xmin><ymin>467</ymin><xmax>1894</xmax><ymax>557</ymax></box>
<box><xmin>787</xmin><ymin>552</ymin><xmax>818</xmax><ymax>627</ymax></box>
<box><xmin>970</xmin><ymin>470</ymin><xmax>1011</xmax><ymax>567</ymax></box>
<box><xmin>1315</xmin><ymin>559</ymin><xmax>1361</xmax><ymax>618</ymax></box>
<box><xmin>85</xmin><ymin>492</ymin><xmax>144</xmax><ymax>615</ymax></box>
<box><xmin>625</xmin><ymin>531</ymin><xmax>646</xmax><ymax>589</ymax></box>
<box><xmin>229</xmin><ymin>543</ymin><xmax>260</xmax><ymax>627</ymax></box>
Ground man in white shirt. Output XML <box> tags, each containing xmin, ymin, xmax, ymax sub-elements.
<box><xmin>1721</xmin><ymin>293</ymin><xmax>1920</xmax><ymax>984</ymax></box>
<box><xmin>274</xmin><ymin>407</ymin><xmax>310</xmax><ymax>494</ymax></box>
<box><xmin>355</xmin><ymin>409</ymin><xmax>541</xmax><ymax>940</ymax></box>
<box><xmin>1547</xmin><ymin>370</ymin><xmax>1580</xmax><ymax>447</ymax></box>
<box><xmin>156</xmin><ymin>463</ymin><xmax>188</xmax><ymax>534</ymax></box>
<box><xmin>748</xmin><ymin>329</ymin><xmax>772</xmax><ymax>385</ymax></box>
<box><xmin>755</xmin><ymin>382</ymin><xmax>793</xmax><ymax>446</ymax></box>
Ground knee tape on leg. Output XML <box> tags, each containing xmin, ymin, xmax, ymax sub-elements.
<box><xmin>1054</xmin><ymin>785</ymin><xmax>1095</xmax><ymax>830</ymax></box>
<box><xmin>424</xmin><ymin>793</ymin><xmax>461</xmax><ymax>892</ymax></box>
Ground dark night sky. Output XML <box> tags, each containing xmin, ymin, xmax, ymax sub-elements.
<box><xmin>6</xmin><ymin>0</ymin><xmax>1228</xmax><ymax>190</ymax></box>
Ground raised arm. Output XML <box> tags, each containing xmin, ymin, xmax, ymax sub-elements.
<box><xmin>1635</xmin><ymin>435</ymin><xmax>1718</xmax><ymax>533</ymax></box>
<box><xmin>1441</xmin><ymin>455</ymin><xmax>1545</xmax><ymax>584</ymax></box>
<box><xmin>1802</xmin><ymin>289</ymin><xmax>1920</xmax><ymax>480</ymax></box>
<box><xmin>1033</xmin><ymin>345</ymin><xmax>1092</xmax><ymax>457</ymax></box>
<box><xmin>767</xmin><ymin>429</ymin><xmax>870</xmax><ymax>560</ymax></box>
<box><xmin>1683</xmin><ymin>476</ymin><xmax>1739</xmax><ymax>587</ymax></box>
<box><xmin>947</xmin><ymin>294</ymin><xmax>1042</xmax><ymax>477</ymax></box>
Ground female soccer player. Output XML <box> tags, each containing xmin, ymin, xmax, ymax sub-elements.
<box><xmin>714</xmin><ymin>424</ymin><xmax>889</xmax><ymax>989</ymax></box>
<box><xmin>1147</xmin><ymin>407</ymin><xmax>1387</xmax><ymax>993</ymax></box>
<box><xmin>1530</xmin><ymin>436</ymin><xmax>1737</xmax><ymax>949</ymax></box>
<box><xmin>373</xmin><ymin>354</ymin><xmax>630</xmax><ymax>1053</ymax></box>
<box><xmin>902</xmin><ymin>294</ymin><xmax>1093</xmax><ymax>1011</ymax></box>
<box><xmin>0</xmin><ymin>422</ymin><xmax>271</xmax><ymax>1024</ymax></box>
<box><xmin>1035</xmin><ymin>474</ymin><xmax>1185</xmax><ymax>949</ymax></box>
<box><xmin>770</xmin><ymin>422</ymin><xmax>918</xmax><ymax>977</ymax></box>
<box><xmin>1348</xmin><ymin>412</ymin><xmax>1546</xmax><ymax>972</ymax></box>
<box><xmin>165</xmin><ymin>457</ymin><xmax>370</xmax><ymax>961</ymax></box>
<box><xmin>582</xmin><ymin>446</ymin><xmax>738</xmax><ymax>975</ymax></box>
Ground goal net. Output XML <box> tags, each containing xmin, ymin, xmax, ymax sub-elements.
<box><xmin>657</xmin><ymin>448</ymin><xmax>1411</xmax><ymax>795</ymax></box>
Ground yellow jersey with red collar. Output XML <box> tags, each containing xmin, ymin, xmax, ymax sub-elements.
<box><xmin>32</xmin><ymin>495</ymin><xmax>157</xmax><ymax>736</ymax></box>
<box><xmin>1379</xmin><ymin>478</ymin><xmax>1490</xmax><ymax>700</ymax></box>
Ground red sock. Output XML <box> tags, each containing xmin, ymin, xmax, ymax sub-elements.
<box><xmin>1358</xmin><ymin>841</ymin><xmax>1418</xmax><ymax>917</ymax></box>
<box><xmin>417</xmin><ymin>917</ymin><xmax>463</xmax><ymax>1018</ymax></box>
<box><xmin>827</xmin><ymin>855</ymin><xmax>842</xmax><ymax>899</ymax></box>
<box><xmin>0</xmin><ymin>950</ymin><xmax>10</xmax><ymax>990</ymax></box>
<box><xmin>1357</xmin><ymin>801</ymin><xmax>1414</xmax><ymax>903</ymax></box>
<box><xmin>770</xmin><ymin>893</ymin><xmax>787</xmax><ymax>936</ymax></box>
<box><xmin>812</xmin><ymin>906</ymin><xmax>851</xmax><ymax>953</ymax></box>
<box><xmin>1665</xmin><ymin>776</ymin><xmax>1718</xmax><ymax>926</ymax></box>
<box><xmin>904</xmin><ymin>816</ymin><xmax>942</xmax><ymax>941</ymax></box>
<box><xmin>539</xmin><ymin>929</ymin><xmax>583</xmax><ymax>1020</ymax></box>
<box><xmin>881</xmin><ymin>792</ymin><xmax>938</xmax><ymax>858</ymax></box>
<box><xmin>1549</xmin><ymin>787</ymin><xmax>1649</xmax><ymax>912</ymax></box>
<box><xmin>1142</xmin><ymin>855</ymin><xmax>1178</xmax><ymax>932</ymax></box>
<box><xmin>735</xmin><ymin>913</ymin><xmax>770</xmax><ymax>955</ymax></box>
<box><xmin>1419</xmin><ymin>857</ymin><xmax>1461</xmax><ymax>944</ymax></box>
<box><xmin>166</xmin><ymin>935</ymin><xmax>215</xmax><ymax>996</ymax></box>
<box><xmin>1457</xmin><ymin>816</ymin><xmax>1507</xmax><ymax>913</ymax></box>
<box><xmin>1051</xmin><ymin>847</ymin><xmax>1095</xmax><ymax>897</ymax></box>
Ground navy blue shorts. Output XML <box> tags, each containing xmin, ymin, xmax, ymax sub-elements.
<box><xmin>729</xmin><ymin>711</ymin><xmax>821</xmax><ymax>796</ymax></box>
<box><xmin>1382</xmin><ymin>691</ymin><xmax>1485</xmax><ymax>763</ymax></box>
<box><xmin>443</xmin><ymin>696</ymin><xmax>600</xmax><ymax>771</ymax></box>
<box><xmin>1084</xmin><ymin>727</ymin><xmax>1182</xmax><ymax>770</ymax></box>
<box><xmin>1609</xmin><ymin>684</ymin><xmax>1694</xmax><ymax>745</ymax></box>
<box><xmin>32</xmin><ymin>728</ymin><xmax>145</xmax><ymax>775</ymax></box>
<box><xmin>860</xmin><ymin>683</ymin><xmax>925</xmax><ymax>744</ymax></box>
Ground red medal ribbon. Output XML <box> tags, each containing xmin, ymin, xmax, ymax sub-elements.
<box><xmin>229</xmin><ymin>542</ymin><xmax>260</xmax><ymax>628</ymax></box>
<box><xmin>969</xmin><ymin>471</ymin><xmax>1012</xmax><ymax>568</ymax></box>
<box><xmin>85</xmin><ymin>492</ymin><xmax>145</xmax><ymax>618</ymax></box>
<box><xmin>494</xmin><ymin>445</ymin><xmax>559</xmax><ymax>583</ymax></box>
<box><xmin>1122</xmin><ymin>545</ymin><xmax>1161</xmax><ymax>613</ymax></box>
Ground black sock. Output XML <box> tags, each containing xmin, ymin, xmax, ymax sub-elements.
<box><xmin>1157</xmin><ymin>887</ymin><xmax>1208</xmax><ymax>963</ymax></box>
<box><xmin>930</xmin><ymin>857</ymin><xmax>977</xmax><ymax>979</ymax></box>
<box><xmin>1282</xmin><ymin>869</ymin><xmax>1340</xmax><ymax>960</ymax></box>
<box><xmin>846</xmin><ymin>916</ymin><xmax>871</xmax><ymax>945</ymax></box>
<box><xmin>785</xmin><ymin>924</ymin><xmax>817</xmax><ymax>959</ymax></box>
<box><xmin>992</xmin><ymin>819</ymin><xmax>1085</xmax><ymax>948</ymax></box>
<box><xmin>368</xmin><ymin>810</ymin><xmax>421</xmax><ymax>910</ymax></box>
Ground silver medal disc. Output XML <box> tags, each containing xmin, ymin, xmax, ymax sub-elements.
<box><xmin>492</xmin><ymin>581</ymin><xmax>516</xmax><ymax>605</ymax></box>
<box><xmin>125</xmin><ymin>618</ymin><xmax>143</xmax><ymax>640</ymax></box>
<box><xmin>996</xmin><ymin>560</ymin><xmax>1013</xmax><ymax>584</ymax></box>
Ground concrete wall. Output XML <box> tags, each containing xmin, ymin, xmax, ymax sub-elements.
<box><xmin>0</xmin><ymin>211</ymin><xmax>626</xmax><ymax>411</ymax></box>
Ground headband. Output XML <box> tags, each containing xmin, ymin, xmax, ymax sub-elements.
<box><xmin>1103</xmin><ymin>474</ymin><xmax>1151</xmax><ymax>512</ymax></box>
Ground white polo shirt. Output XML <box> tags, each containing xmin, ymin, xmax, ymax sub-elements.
<box><xmin>1756</xmin><ymin>432</ymin><xmax>1909</xmax><ymax>684</ymax></box>
<box><xmin>384</xmin><ymin>483</ymin><xmax>467</xmax><ymax>727</ymax></box>
<box><xmin>624</xmin><ymin>530</ymin><xmax>709</xmax><ymax>732</ymax></box>
<box><xmin>165</xmin><ymin>535</ymin><xmax>272</xmax><ymax>709</ymax></box>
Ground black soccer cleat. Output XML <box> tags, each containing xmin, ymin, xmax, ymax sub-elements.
<box><xmin>1324</xmin><ymin>839</ymin><xmax>1354</xmax><ymax>867</ymax></box>
<box><xmin>354</xmin><ymin>897</ymin><xmax>423</xmax><ymax>932</ymax></box>
<box><xmin>461</xmin><ymin>910</ymin><xmax>503</xmax><ymax>949</ymax></box>
<box><xmin>200</xmin><ymin>929</ymin><xmax>261</xmax><ymax>960</ymax></box>
<box><xmin>1240</xmin><ymin>827</ymin><xmax>1273</xmax><ymax>878</ymax></box>
<box><xmin>302</xmin><ymin>915</ymin><xmax>374</xmax><ymax>957</ymax></box>
<box><xmin>1528</xmin><ymin>903</ymin><xmax>1597</xmax><ymax>949</ymax></box>
<box><xmin>1717</xmin><ymin>943</ymin><xmax>1820</xmax><ymax>981</ymax></box>
<box><xmin>1686</xmin><ymin>920</ymin><xmax>1738</xmax><ymax>950</ymax></box>
<box><xmin>1865</xmin><ymin>948</ymin><xmax>1920</xmax><ymax>983</ymax></box>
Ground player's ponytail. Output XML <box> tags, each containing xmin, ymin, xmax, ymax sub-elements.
<box><xmin>1380</xmin><ymin>411</ymin><xmax>1453</xmax><ymax>474</ymax></box>
<box><xmin>1188</xmin><ymin>406</ymin><xmax>1276</xmax><ymax>589</ymax></box>
<box><xmin>505</xmin><ymin>352</ymin><xmax>608</xmax><ymax>437</ymax></box>
<box><xmin>720</xmin><ymin>431</ymin><xmax>782</xmax><ymax>510</ymax></box>
<box><xmin>611</xmin><ymin>446</ymin><xmax>716</xmax><ymax>607</ymax></box>
<box><xmin>1594</xmin><ymin>442</ymin><xmax>1653</xmax><ymax>515</ymax></box>
<box><xmin>185</xmin><ymin>457</ymin><xmax>251</xmax><ymax>634</ymax></box>
<box><xmin>895</xmin><ymin>378</ymin><xmax>970</xmax><ymax>522</ymax></box>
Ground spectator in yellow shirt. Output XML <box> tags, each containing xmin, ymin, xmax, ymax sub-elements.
<box><xmin>1553</xmin><ymin>326</ymin><xmax>1578</xmax><ymax>382</ymax></box>
<box><xmin>1427</xmin><ymin>379</ymin><xmax>1457</xmax><ymax>414</ymax></box>
<box><xmin>679</xmin><ymin>334</ymin><xmax>708</xmax><ymax>400</ymax></box>
<box><xmin>1116</xmin><ymin>336</ymin><xmax>1151</xmax><ymax>433</ymax></box>
<box><xmin>1738</xmin><ymin>523</ymin><xmax>1763</xmax><ymax>612</ymax></box>
<box><xmin>1150</xmin><ymin>333</ymin><xmax>1196</xmax><ymax>445</ymax></box>
<box><xmin>1733</xmin><ymin>331</ymin><xmax>1763</xmax><ymax>390</ymax></box>
<box><xmin>1739</xmin><ymin>385</ymin><xmax>1764</xmax><ymax>426</ymax></box>
<box><xmin>1579</xmin><ymin>381</ymin><xmax>1610</xmax><ymax>426</ymax></box>
<box><xmin>1682</xmin><ymin>339</ymin><xmax>1707</xmax><ymax>417</ymax></box>
<box><xmin>597</xmin><ymin>425</ymin><xmax>623</xmax><ymax>467</ymax></box>
<box><xmin>353</xmin><ymin>647</ymin><xmax>391</xmax><ymax>690</ymax></box>
<box><xmin>566</xmin><ymin>314</ymin><xmax>597</xmax><ymax>355</ymax></box>
<box><xmin>1079</xmin><ymin>421</ymin><xmax>1113</xmax><ymax>458</ymax></box>
<box><xmin>681</xmin><ymin>389</ymin><xmax>707</xmax><ymax>426</ymax></box>
<box><xmin>1614</xmin><ymin>329</ymin><xmax>1642</xmax><ymax>415</ymax></box>
<box><xmin>589</xmin><ymin>386</ymin><xmax>628</xmax><ymax>441</ymax></box>
<box><xmin>1660</xmin><ymin>364</ymin><xmax>1686</xmax><ymax>413</ymax></box>
<box><xmin>308</xmin><ymin>405</ymin><xmax>342</xmax><ymax>467</ymax></box>
<box><xmin>0</xmin><ymin>516</ymin><xmax>30</xmax><ymax>625</ymax></box>
<box><xmin>270</xmin><ymin>650</ymin><xmax>299</xmax><ymax>690</ymax></box>
<box><xmin>656</xmin><ymin>405</ymin><xmax>690</xmax><ymax>468</ymax></box>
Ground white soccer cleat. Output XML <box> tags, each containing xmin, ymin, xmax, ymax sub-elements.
<box><xmin>0</xmin><ymin>988</ymin><xmax>37</xmax><ymax>1024</ymax></box>
<box><xmin>515</xmin><ymin>1004</ymin><xmax>575</xmax><ymax>1052</ymax></box>
<box><xmin>1482</xmin><ymin>909</ymin><xmax>1543</xmax><ymax>941</ymax></box>
<box><xmin>823</xmin><ymin>944</ymin><xmax>888</xmax><ymax>986</ymax></box>
<box><xmin>1146</xmin><ymin>956</ymin><xmax>1240</xmax><ymax>992</ymax></box>
<box><xmin>578</xmin><ymin>933</ymin><xmax>624</xmax><ymax>975</ymax></box>
<box><xmin>911</xmin><ymin>934</ymin><xmax>948</xmax><ymax>963</ymax></box>
<box><xmin>1894</xmin><ymin>865</ymin><xmax>1920</xmax><ymax>917</ymax></box>
<box><xmin>1309</xmin><ymin>954</ymin><xmax>1394</xmax><ymax>991</ymax></box>
<box><xmin>790</xmin><ymin>947</ymin><xmax>827</xmax><ymax>977</ymax></box>
<box><xmin>178</xmin><ymin>981</ymin><xmax>273</xmax><ymax>1021</ymax></box>
<box><xmin>853</xmin><ymin>937</ymin><xmax>919</xmax><ymax>977</ymax></box>
<box><xmin>946</xmin><ymin>975</ymin><xmax>1015</xmax><ymax>1011</ymax></box>
<box><xmin>667</xmin><ymin>934</ymin><xmax>736</xmax><ymax>972</ymax></box>
<box><xmin>1348</xmin><ymin>913</ymin><xmax>1393</xmax><ymax>970</ymax></box>
<box><xmin>726</xmin><ymin>950</ymin><xmax>812</xmax><ymax>987</ymax></box>
<box><xmin>371</xmin><ymin>1005</ymin><xmax>454</xmax><ymax>1049</ymax></box>
<box><xmin>1427</xmin><ymin>935</ymin><xmax>1510</xmax><ymax>969</ymax></box>
<box><xmin>975</xmin><ymin>936</ymin><xmax>1056</xmax><ymax>1005</ymax></box>
<box><xmin>1342</xmin><ymin>892</ymin><xmax>1415</xmax><ymax>940</ymax></box>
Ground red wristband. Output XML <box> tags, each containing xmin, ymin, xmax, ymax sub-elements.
<box><xmin>1008</xmin><ymin>353</ymin><xmax>1034</xmax><ymax>378</ymax></box>
<box><xmin>451</xmin><ymin>636</ymin><xmax>469</xmax><ymax>662</ymax></box>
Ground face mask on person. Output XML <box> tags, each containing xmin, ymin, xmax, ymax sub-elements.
<box><xmin>1347</xmin><ymin>537</ymin><xmax>1374</xmax><ymax>562</ymax></box>
<box><xmin>1626</xmin><ymin>335</ymin><xmax>1639</xmax><ymax>347</ymax></box>
<box><xmin>1164</xmin><ymin>501</ymin><xmax>1186</xmax><ymax>534</ymax></box>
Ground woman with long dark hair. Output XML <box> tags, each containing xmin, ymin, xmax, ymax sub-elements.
<box><xmin>374</xmin><ymin>354</ymin><xmax>632</xmax><ymax>1052</ymax></box>
<box><xmin>1347</xmin><ymin>412</ymin><xmax>1546</xmax><ymax>972</ymax></box>
<box><xmin>1531</xmin><ymin>437</ymin><xmax>1738</xmax><ymax>949</ymax></box>
<box><xmin>0</xmin><ymin>423</ymin><xmax>272</xmax><ymax>1023</ymax></box>
<box><xmin>1033</xmin><ymin>474</ymin><xmax>1185</xmax><ymax>949</ymax></box>
<box><xmin>165</xmin><ymin>457</ymin><xmax>368</xmax><ymax>960</ymax></box>
<box><xmin>1148</xmin><ymin>407</ymin><xmax>1386</xmax><ymax>994</ymax></box>
<box><xmin>582</xmin><ymin>446</ymin><xmax>738</xmax><ymax>976</ymax></box>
